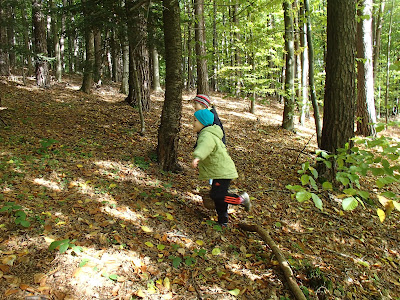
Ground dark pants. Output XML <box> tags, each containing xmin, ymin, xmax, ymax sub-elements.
<box><xmin>210</xmin><ymin>179</ymin><xmax>241</xmax><ymax>224</ymax></box>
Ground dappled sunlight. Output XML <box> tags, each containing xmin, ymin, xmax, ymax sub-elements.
<box><xmin>32</xmin><ymin>178</ymin><xmax>62</xmax><ymax>192</ymax></box>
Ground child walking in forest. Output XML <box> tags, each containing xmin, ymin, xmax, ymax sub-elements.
<box><xmin>192</xmin><ymin>94</ymin><xmax>226</xmax><ymax>145</ymax></box>
<box><xmin>192</xmin><ymin>109</ymin><xmax>251</xmax><ymax>226</ymax></box>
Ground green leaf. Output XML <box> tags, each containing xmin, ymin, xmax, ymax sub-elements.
<box><xmin>300</xmin><ymin>174</ymin><xmax>309</xmax><ymax>185</ymax></box>
<box><xmin>228</xmin><ymin>289</ymin><xmax>240</xmax><ymax>296</ymax></box>
<box><xmin>342</xmin><ymin>197</ymin><xmax>358</xmax><ymax>211</ymax></box>
<box><xmin>59</xmin><ymin>242</ymin><xmax>70</xmax><ymax>254</ymax></box>
<box><xmin>309</xmin><ymin>167</ymin><xmax>318</xmax><ymax>179</ymax></box>
<box><xmin>19</xmin><ymin>220</ymin><xmax>31</xmax><ymax>227</ymax></box>
<box><xmin>322</xmin><ymin>181</ymin><xmax>333</xmax><ymax>190</ymax></box>
<box><xmin>79</xmin><ymin>258</ymin><xmax>90</xmax><ymax>267</ymax></box>
<box><xmin>309</xmin><ymin>177</ymin><xmax>318</xmax><ymax>191</ymax></box>
<box><xmin>109</xmin><ymin>274</ymin><xmax>118</xmax><ymax>281</ymax></box>
<box><xmin>311</xmin><ymin>194</ymin><xmax>323</xmax><ymax>211</ymax></box>
<box><xmin>171</xmin><ymin>257</ymin><xmax>182</xmax><ymax>268</ymax></box>
<box><xmin>212</xmin><ymin>248</ymin><xmax>221</xmax><ymax>255</ymax></box>
<box><xmin>343</xmin><ymin>188</ymin><xmax>357</xmax><ymax>196</ymax></box>
<box><xmin>296</xmin><ymin>191</ymin><xmax>312</xmax><ymax>203</ymax></box>
<box><xmin>357</xmin><ymin>190</ymin><xmax>369</xmax><ymax>200</ymax></box>
<box><xmin>286</xmin><ymin>185</ymin><xmax>304</xmax><ymax>192</ymax></box>
<box><xmin>49</xmin><ymin>239</ymin><xmax>70</xmax><ymax>251</ymax></box>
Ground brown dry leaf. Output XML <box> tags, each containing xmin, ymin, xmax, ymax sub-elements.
<box><xmin>33</xmin><ymin>273</ymin><xmax>46</xmax><ymax>284</ymax></box>
<box><xmin>2</xmin><ymin>255</ymin><xmax>17</xmax><ymax>266</ymax></box>
<box><xmin>4</xmin><ymin>289</ymin><xmax>19</xmax><ymax>296</ymax></box>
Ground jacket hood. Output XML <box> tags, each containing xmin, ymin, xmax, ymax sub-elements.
<box><xmin>200</xmin><ymin>125</ymin><xmax>223</xmax><ymax>140</ymax></box>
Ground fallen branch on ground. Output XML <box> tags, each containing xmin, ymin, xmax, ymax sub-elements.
<box><xmin>238</xmin><ymin>223</ymin><xmax>307</xmax><ymax>300</ymax></box>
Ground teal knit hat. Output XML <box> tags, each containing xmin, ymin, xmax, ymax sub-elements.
<box><xmin>194</xmin><ymin>109</ymin><xmax>214</xmax><ymax>126</ymax></box>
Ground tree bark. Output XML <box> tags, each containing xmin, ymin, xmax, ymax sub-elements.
<box><xmin>126</xmin><ymin>0</ymin><xmax>151</xmax><ymax>111</ymax></box>
<box><xmin>299</xmin><ymin>3</ymin><xmax>309</xmax><ymax>125</ymax></box>
<box><xmin>157</xmin><ymin>0</ymin><xmax>183</xmax><ymax>172</ymax></box>
<box><xmin>81</xmin><ymin>0</ymin><xmax>94</xmax><ymax>93</ymax></box>
<box><xmin>32</xmin><ymin>0</ymin><xmax>50</xmax><ymax>87</ymax></box>
<box><xmin>305</xmin><ymin>0</ymin><xmax>322</xmax><ymax>147</ymax></box>
<box><xmin>151</xmin><ymin>46</ymin><xmax>163</xmax><ymax>93</ymax></box>
<box><xmin>384</xmin><ymin>0</ymin><xmax>394</xmax><ymax>125</ymax></box>
<box><xmin>93</xmin><ymin>27</ymin><xmax>102</xmax><ymax>85</ymax></box>
<box><xmin>356</xmin><ymin>0</ymin><xmax>376</xmax><ymax>137</ymax></box>
<box><xmin>194</xmin><ymin>0</ymin><xmax>208</xmax><ymax>94</ymax></box>
<box><xmin>282</xmin><ymin>0</ymin><xmax>295</xmax><ymax>131</ymax></box>
<box><xmin>373</xmin><ymin>0</ymin><xmax>384</xmax><ymax>83</ymax></box>
<box><xmin>0</xmin><ymin>0</ymin><xmax>10</xmax><ymax>75</ymax></box>
<box><xmin>50</xmin><ymin>0</ymin><xmax>62</xmax><ymax>82</ymax></box>
<box><xmin>321</xmin><ymin>0</ymin><xmax>357</xmax><ymax>154</ymax></box>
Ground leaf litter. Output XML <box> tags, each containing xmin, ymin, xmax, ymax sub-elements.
<box><xmin>0</xmin><ymin>76</ymin><xmax>399</xmax><ymax>299</ymax></box>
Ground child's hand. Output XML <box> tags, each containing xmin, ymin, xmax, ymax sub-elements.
<box><xmin>192</xmin><ymin>158</ymin><xmax>200</xmax><ymax>168</ymax></box>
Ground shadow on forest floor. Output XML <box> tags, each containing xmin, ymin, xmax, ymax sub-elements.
<box><xmin>0</xmin><ymin>75</ymin><xmax>399</xmax><ymax>300</ymax></box>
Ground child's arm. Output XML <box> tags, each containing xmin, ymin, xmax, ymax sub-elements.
<box><xmin>193</xmin><ymin>132</ymin><xmax>215</xmax><ymax>164</ymax></box>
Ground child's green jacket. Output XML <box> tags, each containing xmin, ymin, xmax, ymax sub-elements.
<box><xmin>193</xmin><ymin>125</ymin><xmax>238</xmax><ymax>180</ymax></box>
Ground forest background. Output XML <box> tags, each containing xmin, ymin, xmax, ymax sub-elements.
<box><xmin>0</xmin><ymin>0</ymin><xmax>400</xmax><ymax>299</ymax></box>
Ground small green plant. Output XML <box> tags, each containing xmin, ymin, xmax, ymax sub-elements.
<box><xmin>134</xmin><ymin>156</ymin><xmax>149</xmax><ymax>170</ymax></box>
<box><xmin>49</xmin><ymin>239</ymin><xmax>82</xmax><ymax>254</ymax></box>
<box><xmin>0</xmin><ymin>202</ymin><xmax>31</xmax><ymax>227</ymax></box>
<box><xmin>37</xmin><ymin>138</ymin><xmax>58</xmax><ymax>154</ymax></box>
<box><xmin>287</xmin><ymin>122</ymin><xmax>400</xmax><ymax>221</ymax></box>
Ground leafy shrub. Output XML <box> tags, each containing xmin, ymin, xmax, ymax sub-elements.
<box><xmin>287</xmin><ymin>122</ymin><xmax>400</xmax><ymax>221</ymax></box>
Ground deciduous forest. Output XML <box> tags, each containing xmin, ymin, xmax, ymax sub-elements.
<box><xmin>0</xmin><ymin>0</ymin><xmax>400</xmax><ymax>299</ymax></box>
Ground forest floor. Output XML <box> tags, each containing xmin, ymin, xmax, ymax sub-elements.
<box><xmin>0</xmin><ymin>75</ymin><xmax>399</xmax><ymax>300</ymax></box>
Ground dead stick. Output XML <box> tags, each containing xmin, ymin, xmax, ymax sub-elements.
<box><xmin>239</xmin><ymin>223</ymin><xmax>307</xmax><ymax>300</ymax></box>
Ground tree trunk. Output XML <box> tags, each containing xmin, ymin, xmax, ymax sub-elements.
<box><xmin>93</xmin><ymin>27</ymin><xmax>102</xmax><ymax>85</ymax></box>
<box><xmin>81</xmin><ymin>0</ymin><xmax>94</xmax><ymax>93</ymax></box>
<box><xmin>81</xmin><ymin>29</ymin><xmax>94</xmax><ymax>93</ymax></box>
<box><xmin>151</xmin><ymin>46</ymin><xmax>163</xmax><ymax>93</ymax></box>
<box><xmin>194</xmin><ymin>0</ymin><xmax>208</xmax><ymax>94</ymax></box>
<box><xmin>211</xmin><ymin>0</ymin><xmax>217</xmax><ymax>92</ymax></box>
<box><xmin>356</xmin><ymin>0</ymin><xmax>376</xmax><ymax>137</ymax></box>
<box><xmin>185</xmin><ymin>0</ymin><xmax>193</xmax><ymax>91</ymax></box>
<box><xmin>157</xmin><ymin>0</ymin><xmax>183</xmax><ymax>172</ymax></box>
<box><xmin>299</xmin><ymin>3</ymin><xmax>309</xmax><ymax>125</ymax></box>
<box><xmin>321</xmin><ymin>0</ymin><xmax>357</xmax><ymax>154</ymax></box>
<box><xmin>120</xmin><ymin>25</ymin><xmax>129</xmax><ymax>94</ymax></box>
<box><xmin>384</xmin><ymin>0</ymin><xmax>394</xmax><ymax>125</ymax></box>
<box><xmin>32</xmin><ymin>0</ymin><xmax>50</xmax><ymax>87</ymax></box>
<box><xmin>282</xmin><ymin>0</ymin><xmax>295</xmax><ymax>131</ymax></box>
<box><xmin>21</xmin><ymin>1</ymin><xmax>33</xmax><ymax>76</ymax></box>
<box><xmin>126</xmin><ymin>0</ymin><xmax>151</xmax><ymax>112</ymax></box>
<box><xmin>7</xmin><ymin>6</ymin><xmax>15</xmax><ymax>72</ymax></box>
<box><xmin>0</xmin><ymin>0</ymin><xmax>10</xmax><ymax>75</ymax></box>
<box><xmin>305</xmin><ymin>0</ymin><xmax>322</xmax><ymax>147</ymax></box>
<box><xmin>50</xmin><ymin>0</ymin><xmax>62</xmax><ymax>82</ymax></box>
<box><xmin>373</xmin><ymin>0</ymin><xmax>384</xmax><ymax>83</ymax></box>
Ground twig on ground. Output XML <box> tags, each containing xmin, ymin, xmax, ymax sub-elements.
<box><xmin>238</xmin><ymin>223</ymin><xmax>307</xmax><ymax>300</ymax></box>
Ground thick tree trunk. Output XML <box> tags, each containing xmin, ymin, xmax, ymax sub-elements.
<box><xmin>321</xmin><ymin>0</ymin><xmax>357</xmax><ymax>154</ymax></box>
<box><xmin>356</xmin><ymin>0</ymin><xmax>376</xmax><ymax>137</ymax></box>
<box><xmin>282</xmin><ymin>0</ymin><xmax>295</xmax><ymax>131</ymax></box>
<box><xmin>157</xmin><ymin>0</ymin><xmax>183</xmax><ymax>172</ymax></box>
<box><xmin>81</xmin><ymin>29</ymin><xmax>94</xmax><ymax>93</ymax></box>
<box><xmin>126</xmin><ymin>0</ymin><xmax>150</xmax><ymax>111</ymax></box>
<box><xmin>194</xmin><ymin>0</ymin><xmax>208</xmax><ymax>94</ymax></box>
<box><xmin>32</xmin><ymin>0</ymin><xmax>50</xmax><ymax>87</ymax></box>
<box><xmin>0</xmin><ymin>0</ymin><xmax>10</xmax><ymax>75</ymax></box>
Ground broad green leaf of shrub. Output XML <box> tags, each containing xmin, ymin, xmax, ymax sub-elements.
<box><xmin>342</xmin><ymin>197</ymin><xmax>358</xmax><ymax>211</ymax></box>
<box><xmin>286</xmin><ymin>185</ymin><xmax>304</xmax><ymax>192</ymax></box>
<box><xmin>309</xmin><ymin>177</ymin><xmax>318</xmax><ymax>191</ymax></box>
<box><xmin>343</xmin><ymin>188</ymin><xmax>357</xmax><ymax>196</ymax></box>
<box><xmin>311</xmin><ymin>193</ymin><xmax>323</xmax><ymax>211</ymax></box>
<box><xmin>301</xmin><ymin>174</ymin><xmax>309</xmax><ymax>185</ymax></box>
<box><xmin>322</xmin><ymin>181</ymin><xmax>333</xmax><ymax>190</ymax></box>
<box><xmin>49</xmin><ymin>239</ymin><xmax>70</xmax><ymax>253</ymax></box>
<box><xmin>357</xmin><ymin>190</ymin><xmax>369</xmax><ymax>200</ymax></box>
<box><xmin>296</xmin><ymin>191</ymin><xmax>312</xmax><ymax>203</ymax></box>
